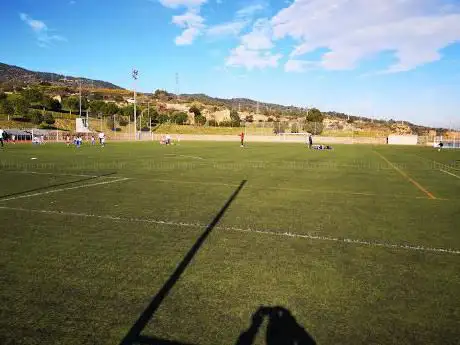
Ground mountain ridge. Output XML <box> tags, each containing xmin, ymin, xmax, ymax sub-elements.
<box><xmin>0</xmin><ymin>62</ymin><xmax>123</xmax><ymax>90</ymax></box>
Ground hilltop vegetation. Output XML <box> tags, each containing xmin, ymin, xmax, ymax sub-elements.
<box><xmin>0</xmin><ymin>62</ymin><xmax>453</xmax><ymax>136</ymax></box>
<box><xmin>0</xmin><ymin>62</ymin><xmax>122</xmax><ymax>90</ymax></box>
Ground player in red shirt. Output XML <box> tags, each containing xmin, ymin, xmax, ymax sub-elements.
<box><xmin>239</xmin><ymin>131</ymin><xmax>245</xmax><ymax>147</ymax></box>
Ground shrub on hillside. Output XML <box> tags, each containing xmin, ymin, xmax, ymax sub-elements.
<box><xmin>30</xmin><ymin>110</ymin><xmax>44</xmax><ymax>125</ymax></box>
<box><xmin>171</xmin><ymin>111</ymin><xmax>188</xmax><ymax>125</ymax></box>
<box><xmin>194</xmin><ymin>114</ymin><xmax>207</xmax><ymax>126</ymax></box>
<box><xmin>208</xmin><ymin>119</ymin><xmax>218</xmax><ymax>127</ymax></box>
<box><xmin>303</xmin><ymin>122</ymin><xmax>324</xmax><ymax>135</ymax></box>
<box><xmin>44</xmin><ymin>112</ymin><xmax>55</xmax><ymax>125</ymax></box>
<box><xmin>118</xmin><ymin>117</ymin><xmax>129</xmax><ymax>126</ymax></box>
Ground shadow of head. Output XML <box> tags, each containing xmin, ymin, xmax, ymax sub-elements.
<box><xmin>236</xmin><ymin>306</ymin><xmax>316</xmax><ymax>345</ymax></box>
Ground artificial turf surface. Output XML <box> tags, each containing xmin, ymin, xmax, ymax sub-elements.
<box><xmin>0</xmin><ymin>141</ymin><xmax>459</xmax><ymax>345</ymax></box>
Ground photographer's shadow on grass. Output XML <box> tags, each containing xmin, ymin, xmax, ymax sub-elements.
<box><xmin>236</xmin><ymin>306</ymin><xmax>316</xmax><ymax>345</ymax></box>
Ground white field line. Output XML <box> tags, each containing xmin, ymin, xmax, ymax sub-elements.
<box><xmin>179</xmin><ymin>155</ymin><xmax>205</xmax><ymax>160</ymax></box>
<box><xmin>0</xmin><ymin>170</ymin><xmax>121</xmax><ymax>179</ymax></box>
<box><xmin>440</xmin><ymin>169</ymin><xmax>460</xmax><ymax>180</ymax></box>
<box><xmin>0</xmin><ymin>206</ymin><xmax>459</xmax><ymax>255</ymax></box>
<box><xmin>2</xmin><ymin>171</ymin><xmax>451</xmax><ymax>200</ymax></box>
<box><xmin>0</xmin><ymin>178</ymin><xmax>130</xmax><ymax>202</ymax></box>
<box><xmin>413</xmin><ymin>154</ymin><xmax>460</xmax><ymax>171</ymax></box>
<box><xmin>121</xmin><ymin>178</ymin><xmax>450</xmax><ymax>201</ymax></box>
<box><xmin>163</xmin><ymin>154</ymin><xmax>205</xmax><ymax>160</ymax></box>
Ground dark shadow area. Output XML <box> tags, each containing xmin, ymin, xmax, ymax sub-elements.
<box><xmin>119</xmin><ymin>180</ymin><xmax>247</xmax><ymax>345</ymax></box>
<box><xmin>135</xmin><ymin>306</ymin><xmax>315</xmax><ymax>345</ymax></box>
<box><xmin>0</xmin><ymin>172</ymin><xmax>116</xmax><ymax>200</ymax></box>
<box><xmin>136</xmin><ymin>335</ymin><xmax>196</xmax><ymax>345</ymax></box>
<box><xmin>236</xmin><ymin>306</ymin><xmax>316</xmax><ymax>345</ymax></box>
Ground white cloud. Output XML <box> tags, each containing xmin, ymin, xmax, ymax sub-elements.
<box><xmin>226</xmin><ymin>45</ymin><xmax>282</xmax><ymax>70</ymax></box>
<box><xmin>158</xmin><ymin>0</ymin><xmax>207</xmax><ymax>45</ymax></box>
<box><xmin>171</xmin><ymin>10</ymin><xmax>205</xmax><ymax>45</ymax></box>
<box><xmin>158</xmin><ymin>0</ymin><xmax>207</xmax><ymax>9</ymax></box>
<box><xmin>271</xmin><ymin>0</ymin><xmax>460</xmax><ymax>72</ymax></box>
<box><xmin>69</xmin><ymin>0</ymin><xmax>76</xmax><ymax>5</ymax></box>
<box><xmin>206</xmin><ymin>3</ymin><xmax>266</xmax><ymax>39</ymax></box>
<box><xmin>241</xmin><ymin>18</ymin><xmax>273</xmax><ymax>50</ymax></box>
<box><xmin>236</xmin><ymin>4</ymin><xmax>265</xmax><ymax>18</ymax></box>
<box><xmin>285</xmin><ymin>59</ymin><xmax>317</xmax><ymax>72</ymax></box>
<box><xmin>207</xmin><ymin>21</ymin><xmax>246</xmax><ymax>37</ymax></box>
<box><xmin>19</xmin><ymin>13</ymin><xmax>66</xmax><ymax>47</ymax></box>
<box><xmin>175</xmin><ymin>27</ymin><xmax>201</xmax><ymax>45</ymax></box>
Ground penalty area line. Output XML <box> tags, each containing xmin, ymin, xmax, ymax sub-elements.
<box><xmin>440</xmin><ymin>169</ymin><xmax>460</xmax><ymax>180</ymax></box>
<box><xmin>0</xmin><ymin>206</ymin><xmax>459</xmax><ymax>256</ymax></box>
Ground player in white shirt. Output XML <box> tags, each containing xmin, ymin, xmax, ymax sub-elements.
<box><xmin>98</xmin><ymin>132</ymin><xmax>105</xmax><ymax>146</ymax></box>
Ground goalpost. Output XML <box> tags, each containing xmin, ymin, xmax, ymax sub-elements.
<box><xmin>433</xmin><ymin>136</ymin><xmax>460</xmax><ymax>149</ymax></box>
<box><xmin>280</xmin><ymin>132</ymin><xmax>309</xmax><ymax>143</ymax></box>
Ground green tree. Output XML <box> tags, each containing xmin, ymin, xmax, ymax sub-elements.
<box><xmin>12</xmin><ymin>96</ymin><xmax>30</xmax><ymax>117</ymax></box>
<box><xmin>43</xmin><ymin>112</ymin><xmax>55</xmax><ymax>125</ymax></box>
<box><xmin>0</xmin><ymin>99</ymin><xmax>14</xmax><ymax>119</ymax></box>
<box><xmin>306</xmin><ymin>108</ymin><xmax>324</xmax><ymax>123</ymax></box>
<box><xmin>194</xmin><ymin>114</ymin><xmax>206</xmax><ymax>126</ymax></box>
<box><xmin>157</xmin><ymin>113</ymin><xmax>169</xmax><ymax>124</ymax></box>
<box><xmin>42</xmin><ymin>96</ymin><xmax>61</xmax><ymax>111</ymax></box>
<box><xmin>63</xmin><ymin>96</ymin><xmax>80</xmax><ymax>115</ymax></box>
<box><xmin>121</xmin><ymin>105</ymin><xmax>140</xmax><ymax>120</ymax></box>
<box><xmin>230</xmin><ymin>109</ymin><xmax>240</xmax><ymax>126</ymax></box>
<box><xmin>106</xmin><ymin>116</ymin><xmax>116</xmax><ymax>130</ymax></box>
<box><xmin>189</xmin><ymin>104</ymin><xmax>202</xmax><ymax>117</ymax></box>
<box><xmin>30</xmin><ymin>110</ymin><xmax>44</xmax><ymax>125</ymax></box>
<box><xmin>104</xmin><ymin>103</ymin><xmax>119</xmax><ymax>116</ymax></box>
<box><xmin>208</xmin><ymin>119</ymin><xmax>218</xmax><ymax>127</ymax></box>
<box><xmin>171</xmin><ymin>111</ymin><xmax>188</xmax><ymax>125</ymax></box>
<box><xmin>245</xmin><ymin>115</ymin><xmax>254</xmax><ymax>123</ymax></box>
<box><xmin>21</xmin><ymin>88</ymin><xmax>43</xmax><ymax>103</ymax></box>
<box><xmin>118</xmin><ymin>116</ymin><xmax>129</xmax><ymax>126</ymax></box>
<box><xmin>303</xmin><ymin>122</ymin><xmax>324</xmax><ymax>135</ymax></box>
<box><xmin>89</xmin><ymin>100</ymin><xmax>106</xmax><ymax>116</ymax></box>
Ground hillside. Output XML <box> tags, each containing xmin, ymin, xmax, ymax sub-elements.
<box><xmin>0</xmin><ymin>62</ymin><xmax>123</xmax><ymax>90</ymax></box>
<box><xmin>0</xmin><ymin>64</ymin><xmax>449</xmax><ymax>133</ymax></box>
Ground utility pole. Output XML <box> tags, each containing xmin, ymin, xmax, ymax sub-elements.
<box><xmin>148</xmin><ymin>101</ymin><xmax>151</xmax><ymax>133</ymax></box>
<box><xmin>175</xmin><ymin>72</ymin><xmax>180</xmax><ymax>97</ymax></box>
<box><xmin>132</xmin><ymin>69</ymin><xmax>139</xmax><ymax>140</ymax></box>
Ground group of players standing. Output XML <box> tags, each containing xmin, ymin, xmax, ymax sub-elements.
<box><xmin>66</xmin><ymin>132</ymin><xmax>106</xmax><ymax>148</ymax></box>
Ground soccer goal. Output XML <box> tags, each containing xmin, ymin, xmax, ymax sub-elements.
<box><xmin>433</xmin><ymin>136</ymin><xmax>460</xmax><ymax>149</ymax></box>
<box><xmin>279</xmin><ymin>132</ymin><xmax>309</xmax><ymax>143</ymax></box>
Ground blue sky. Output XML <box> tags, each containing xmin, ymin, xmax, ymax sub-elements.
<box><xmin>1</xmin><ymin>0</ymin><xmax>460</xmax><ymax>127</ymax></box>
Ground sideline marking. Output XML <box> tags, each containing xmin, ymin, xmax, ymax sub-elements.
<box><xmin>373</xmin><ymin>151</ymin><xmax>436</xmax><ymax>200</ymax></box>
<box><xmin>0</xmin><ymin>170</ymin><xmax>121</xmax><ymax>179</ymax></box>
<box><xmin>1</xmin><ymin>206</ymin><xmax>459</xmax><ymax>255</ymax></box>
<box><xmin>0</xmin><ymin>178</ymin><xmax>130</xmax><ymax>202</ymax></box>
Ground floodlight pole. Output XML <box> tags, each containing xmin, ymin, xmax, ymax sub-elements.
<box><xmin>132</xmin><ymin>69</ymin><xmax>139</xmax><ymax>140</ymax></box>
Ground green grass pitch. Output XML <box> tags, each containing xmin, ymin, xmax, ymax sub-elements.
<box><xmin>0</xmin><ymin>141</ymin><xmax>459</xmax><ymax>345</ymax></box>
